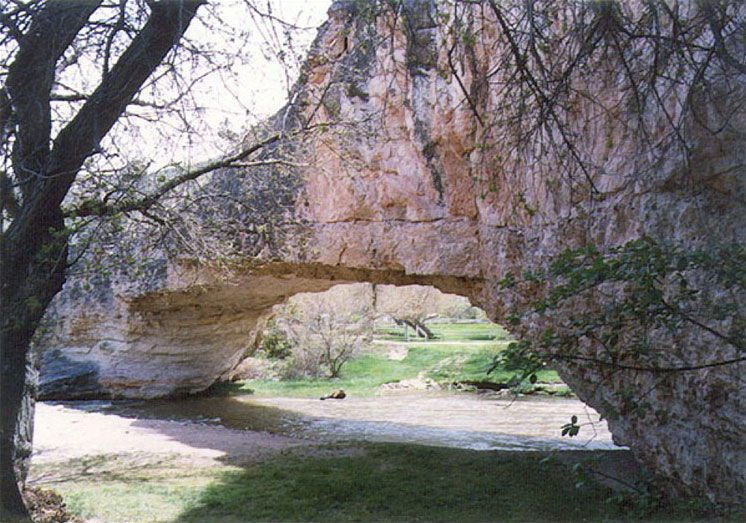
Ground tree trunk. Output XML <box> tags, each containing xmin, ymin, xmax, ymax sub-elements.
<box><xmin>0</xmin><ymin>337</ymin><xmax>39</xmax><ymax>522</ymax></box>
<box><xmin>0</xmin><ymin>347</ymin><xmax>31</xmax><ymax>520</ymax></box>
<box><xmin>395</xmin><ymin>319</ymin><xmax>437</xmax><ymax>339</ymax></box>
<box><xmin>1</xmin><ymin>219</ymin><xmax>67</xmax><ymax>521</ymax></box>
<box><xmin>412</xmin><ymin>320</ymin><xmax>436</xmax><ymax>340</ymax></box>
<box><xmin>0</xmin><ymin>2</ymin><xmax>204</xmax><ymax>517</ymax></box>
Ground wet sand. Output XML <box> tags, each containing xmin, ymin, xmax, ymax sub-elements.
<box><xmin>32</xmin><ymin>391</ymin><xmax>622</xmax><ymax>468</ymax></box>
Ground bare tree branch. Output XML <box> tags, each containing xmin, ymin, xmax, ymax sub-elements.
<box><xmin>6</xmin><ymin>1</ymin><xmax>102</xmax><ymax>200</ymax></box>
<box><xmin>68</xmin><ymin>128</ymin><xmax>295</xmax><ymax>218</ymax></box>
<box><xmin>0</xmin><ymin>10</ymin><xmax>24</xmax><ymax>41</ymax></box>
<box><xmin>5</xmin><ymin>0</ymin><xmax>205</xmax><ymax>253</ymax></box>
<box><xmin>702</xmin><ymin>1</ymin><xmax>746</xmax><ymax>76</ymax></box>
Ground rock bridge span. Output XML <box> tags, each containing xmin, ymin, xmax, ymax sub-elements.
<box><xmin>42</xmin><ymin>262</ymin><xmax>481</xmax><ymax>399</ymax></box>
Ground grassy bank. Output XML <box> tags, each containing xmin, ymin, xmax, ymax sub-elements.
<box><xmin>33</xmin><ymin>444</ymin><xmax>716</xmax><ymax>522</ymax></box>
<box><xmin>239</xmin><ymin>322</ymin><xmax>567</xmax><ymax>398</ymax></box>
<box><xmin>177</xmin><ymin>445</ymin><xmax>621</xmax><ymax>522</ymax></box>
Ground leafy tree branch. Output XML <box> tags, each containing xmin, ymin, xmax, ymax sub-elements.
<box><xmin>494</xmin><ymin>238</ymin><xmax>746</xmax><ymax>388</ymax></box>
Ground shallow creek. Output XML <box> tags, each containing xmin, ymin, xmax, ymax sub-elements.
<box><xmin>81</xmin><ymin>391</ymin><xmax>623</xmax><ymax>452</ymax></box>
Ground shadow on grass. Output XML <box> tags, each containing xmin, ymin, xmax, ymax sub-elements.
<box><xmin>29</xmin><ymin>453</ymin><xmax>181</xmax><ymax>486</ymax></box>
<box><xmin>47</xmin><ymin>398</ymin><xmax>714</xmax><ymax>522</ymax></box>
<box><xmin>462</xmin><ymin>333</ymin><xmax>498</xmax><ymax>340</ymax></box>
<box><xmin>173</xmin><ymin>444</ymin><xmax>629</xmax><ymax>522</ymax></box>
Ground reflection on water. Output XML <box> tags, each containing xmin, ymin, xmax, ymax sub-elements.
<box><xmin>83</xmin><ymin>391</ymin><xmax>623</xmax><ymax>452</ymax></box>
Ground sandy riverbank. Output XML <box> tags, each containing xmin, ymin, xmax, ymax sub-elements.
<box><xmin>31</xmin><ymin>402</ymin><xmax>315</xmax><ymax>469</ymax></box>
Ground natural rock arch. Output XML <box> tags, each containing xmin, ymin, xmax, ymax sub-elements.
<box><xmin>41</xmin><ymin>262</ymin><xmax>481</xmax><ymax>399</ymax></box>
<box><xmin>38</xmin><ymin>0</ymin><xmax>745</xmax><ymax>509</ymax></box>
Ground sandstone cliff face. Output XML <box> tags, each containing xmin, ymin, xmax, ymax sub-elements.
<box><xmin>40</xmin><ymin>0</ymin><xmax>744</xmax><ymax>506</ymax></box>
<box><xmin>283</xmin><ymin>2</ymin><xmax>745</xmax><ymax>506</ymax></box>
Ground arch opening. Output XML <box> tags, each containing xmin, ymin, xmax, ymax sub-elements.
<box><xmin>37</xmin><ymin>267</ymin><xmax>622</xmax><ymax>456</ymax></box>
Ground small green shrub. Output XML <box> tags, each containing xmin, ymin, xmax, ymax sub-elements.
<box><xmin>261</xmin><ymin>322</ymin><xmax>292</xmax><ymax>360</ymax></box>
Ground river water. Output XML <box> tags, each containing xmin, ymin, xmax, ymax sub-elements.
<box><xmin>93</xmin><ymin>390</ymin><xmax>623</xmax><ymax>452</ymax></box>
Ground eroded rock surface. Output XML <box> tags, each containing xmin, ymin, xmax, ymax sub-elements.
<box><xmin>39</xmin><ymin>0</ymin><xmax>745</xmax><ymax>506</ymax></box>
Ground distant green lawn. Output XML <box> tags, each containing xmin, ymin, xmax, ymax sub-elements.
<box><xmin>238</xmin><ymin>322</ymin><xmax>565</xmax><ymax>398</ymax></box>
<box><xmin>374</xmin><ymin>321</ymin><xmax>512</xmax><ymax>342</ymax></box>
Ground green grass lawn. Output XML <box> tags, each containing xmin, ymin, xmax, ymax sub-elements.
<box><xmin>177</xmin><ymin>445</ymin><xmax>625</xmax><ymax>522</ymax></box>
<box><xmin>43</xmin><ymin>445</ymin><xmax>713</xmax><ymax>523</ymax></box>
<box><xmin>238</xmin><ymin>322</ymin><xmax>565</xmax><ymax>398</ymax></box>
<box><xmin>235</xmin><ymin>344</ymin><xmax>476</xmax><ymax>398</ymax></box>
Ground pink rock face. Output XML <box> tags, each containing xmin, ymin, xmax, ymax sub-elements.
<box><xmin>41</xmin><ymin>0</ymin><xmax>745</xmax><ymax>508</ymax></box>
<box><xmin>282</xmin><ymin>2</ymin><xmax>745</xmax><ymax>507</ymax></box>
